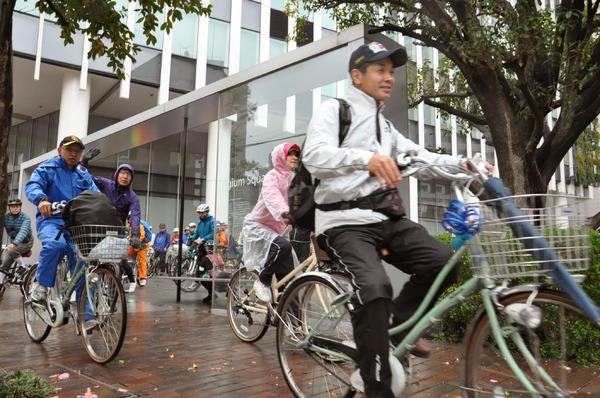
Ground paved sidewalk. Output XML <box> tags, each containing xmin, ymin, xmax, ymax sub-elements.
<box><xmin>0</xmin><ymin>277</ymin><xmax>597</xmax><ymax>397</ymax></box>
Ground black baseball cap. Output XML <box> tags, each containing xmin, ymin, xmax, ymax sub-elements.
<box><xmin>349</xmin><ymin>42</ymin><xmax>408</xmax><ymax>72</ymax></box>
<box><xmin>59</xmin><ymin>135</ymin><xmax>85</xmax><ymax>150</ymax></box>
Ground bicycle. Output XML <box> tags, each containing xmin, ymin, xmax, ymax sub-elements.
<box><xmin>22</xmin><ymin>223</ymin><xmax>130</xmax><ymax>364</ymax></box>
<box><xmin>1</xmin><ymin>245</ymin><xmax>35</xmax><ymax>296</ymax></box>
<box><xmin>274</xmin><ymin>155</ymin><xmax>600</xmax><ymax>397</ymax></box>
<box><xmin>146</xmin><ymin>246</ymin><xmax>157</xmax><ymax>278</ymax></box>
<box><xmin>226</xmin><ymin>237</ymin><xmax>350</xmax><ymax>343</ymax></box>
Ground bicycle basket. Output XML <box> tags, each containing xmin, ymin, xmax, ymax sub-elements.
<box><xmin>68</xmin><ymin>225</ymin><xmax>129</xmax><ymax>260</ymax></box>
<box><xmin>470</xmin><ymin>194</ymin><xmax>591</xmax><ymax>279</ymax></box>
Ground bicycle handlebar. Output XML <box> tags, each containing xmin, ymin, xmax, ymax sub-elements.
<box><xmin>51</xmin><ymin>201</ymin><xmax>67</xmax><ymax>215</ymax></box>
<box><xmin>397</xmin><ymin>151</ymin><xmax>491</xmax><ymax>182</ymax></box>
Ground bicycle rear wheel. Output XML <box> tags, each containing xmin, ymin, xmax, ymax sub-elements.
<box><xmin>226</xmin><ymin>268</ymin><xmax>269</xmax><ymax>343</ymax></box>
<box><xmin>180</xmin><ymin>258</ymin><xmax>201</xmax><ymax>292</ymax></box>
<box><xmin>463</xmin><ymin>289</ymin><xmax>600</xmax><ymax>397</ymax></box>
<box><xmin>276</xmin><ymin>273</ymin><xmax>356</xmax><ymax>398</ymax></box>
<box><xmin>78</xmin><ymin>265</ymin><xmax>127</xmax><ymax>364</ymax></box>
<box><xmin>22</xmin><ymin>264</ymin><xmax>52</xmax><ymax>343</ymax></box>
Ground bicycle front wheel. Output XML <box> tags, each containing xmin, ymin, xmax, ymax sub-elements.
<box><xmin>463</xmin><ymin>289</ymin><xmax>600</xmax><ymax>397</ymax></box>
<box><xmin>79</xmin><ymin>265</ymin><xmax>127</xmax><ymax>364</ymax></box>
<box><xmin>22</xmin><ymin>264</ymin><xmax>52</xmax><ymax>343</ymax></box>
<box><xmin>226</xmin><ymin>268</ymin><xmax>269</xmax><ymax>343</ymax></box>
<box><xmin>276</xmin><ymin>273</ymin><xmax>356</xmax><ymax>398</ymax></box>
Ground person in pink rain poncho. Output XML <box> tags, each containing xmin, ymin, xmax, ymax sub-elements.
<box><xmin>242</xmin><ymin>143</ymin><xmax>301</xmax><ymax>302</ymax></box>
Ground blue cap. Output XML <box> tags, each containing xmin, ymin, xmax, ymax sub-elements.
<box><xmin>349</xmin><ymin>42</ymin><xmax>407</xmax><ymax>72</ymax></box>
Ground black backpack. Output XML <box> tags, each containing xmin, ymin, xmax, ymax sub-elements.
<box><xmin>288</xmin><ymin>98</ymin><xmax>351</xmax><ymax>231</ymax></box>
<box><xmin>61</xmin><ymin>190</ymin><xmax>124</xmax><ymax>256</ymax></box>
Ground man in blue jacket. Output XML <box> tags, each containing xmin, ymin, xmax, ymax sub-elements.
<box><xmin>25</xmin><ymin>135</ymin><xmax>99</xmax><ymax>302</ymax></box>
<box><xmin>191</xmin><ymin>203</ymin><xmax>215</xmax><ymax>244</ymax></box>
<box><xmin>152</xmin><ymin>223</ymin><xmax>171</xmax><ymax>274</ymax></box>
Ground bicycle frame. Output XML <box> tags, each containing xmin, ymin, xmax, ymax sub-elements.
<box><xmin>297</xmin><ymin>175</ymin><xmax>597</xmax><ymax>397</ymax></box>
<box><xmin>29</xmin><ymin>258</ymin><xmax>97</xmax><ymax>328</ymax></box>
<box><xmin>236</xmin><ymin>253</ymin><xmax>322</xmax><ymax>317</ymax></box>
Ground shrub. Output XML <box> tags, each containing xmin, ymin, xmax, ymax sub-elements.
<box><xmin>430</xmin><ymin>230</ymin><xmax>600</xmax><ymax>366</ymax></box>
<box><xmin>0</xmin><ymin>370</ymin><xmax>55</xmax><ymax>398</ymax></box>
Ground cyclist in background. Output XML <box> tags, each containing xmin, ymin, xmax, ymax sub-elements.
<box><xmin>303</xmin><ymin>43</ymin><xmax>493</xmax><ymax>397</ymax></box>
<box><xmin>25</xmin><ymin>135</ymin><xmax>99</xmax><ymax>302</ymax></box>
<box><xmin>241</xmin><ymin>143</ymin><xmax>300</xmax><ymax>303</ymax></box>
<box><xmin>191</xmin><ymin>204</ymin><xmax>215</xmax><ymax>245</ymax></box>
<box><xmin>126</xmin><ymin>214</ymin><xmax>149</xmax><ymax>287</ymax></box>
<box><xmin>153</xmin><ymin>223</ymin><xmax>170</xmax><ymax>275</ymax></box>
<box><xmin>0</xmin><ymin>198</ymin><xmax>34</xmax><ymax>298</ymax></box>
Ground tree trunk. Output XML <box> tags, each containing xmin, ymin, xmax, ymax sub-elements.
<box><xmin>590</xmin><ymin>212</ymin><xmax>600</xmax><ymax>231</ymax></box>
<box><xmin>0</xmin><ymin>0</ymin><xmax>16</xmax><ymax>243</ymax></box>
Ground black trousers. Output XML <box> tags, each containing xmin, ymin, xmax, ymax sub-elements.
<box><xmin>258</xmin><ymin>236</ymin><xmax>294</xmax><ymax>285</ymax></box>
<box><xmin>322</xmin><ymin>218</ymin><xmax>457</xmax><ymax>398</ymax></box>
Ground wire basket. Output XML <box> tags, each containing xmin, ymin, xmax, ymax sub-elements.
<box><xmin>470</xmin><ymin>194</ymin><xmax>591</xmax><ymax>279</ymax></box>
<box><xmin>68</xmin><ymin>225</ymin><xmax>129</xmax><ymax>261</ymax></box>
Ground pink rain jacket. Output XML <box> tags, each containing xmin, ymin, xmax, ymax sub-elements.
<box><xmin>242</xmin><ymin>143</ymin><xmax>299</xmax><ymax>270</ymax></box>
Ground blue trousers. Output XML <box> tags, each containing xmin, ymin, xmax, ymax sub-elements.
<box><xmin>36</xmin><ymin>220</ymin><xmax>82</xmax><ymax>300</ymax></box>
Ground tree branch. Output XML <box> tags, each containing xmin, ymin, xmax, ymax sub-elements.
<box><xmin>41</xmin><ymin>0</ymin><xmax>69</xmax><ymax>27</ymax></box>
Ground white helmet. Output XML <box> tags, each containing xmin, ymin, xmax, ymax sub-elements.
<box><xmin>173</xmin><ymin>228</ymin><xmax>179</xmax><ymax>233</ymax></box>
<box><xmin>196</xmin><ymin>204</ymin><xmax>210</xmax><ymax>213</ymax></box>
<box><xmin>188</xmin><ymin>222</ymin><xmax>197</xmax><ymax>228</ymax></box>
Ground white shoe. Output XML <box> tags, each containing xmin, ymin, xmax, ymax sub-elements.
<box><xmin>31</xmin><ymin>282</ymin><xmax>48</xmax><ymax>301</ymax></box>
<box><xmin>124</xmin><ymin>282</ymin><xmax>136</xmax><ymax>293</ymax></box>
<box><xmin>253</xmin><ymin>279</ymin><xmax>272</xmax><ymax>302</ymax></box>
<box><xmin>139</xmin><ymin>278</ymin><xmax>146</xmax><ymax>287</ymax></box>
<box><xmin>188</xmin><ymin>281</ymin><xmax>200</xmax><ymax>290</ymax></box>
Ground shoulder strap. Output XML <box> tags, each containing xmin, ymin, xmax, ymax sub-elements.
<box><xmin>335</xmin><ymin>98</ymin><xmax>351</xmax><ymax>146</ymax></box>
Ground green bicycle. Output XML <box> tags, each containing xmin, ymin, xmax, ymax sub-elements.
<box><xmin>275</xmin><ymin>156</ymin><xmax>600</xmax><ymax>397</ymax></box>
<box><xmin>23</xmin><ymin>224</ymin><xmax>129</xmax><ymax>364</ymax></box>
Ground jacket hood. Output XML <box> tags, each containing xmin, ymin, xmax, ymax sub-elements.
<box><xmin>114</xmin><ymin>164</ymin><xmax>134</xmax><ymax>187</ymax></box>
<box><xmin>271</xmin><ymin>143</ymin><xmax>298</xmax><ymax>175</ymax></box>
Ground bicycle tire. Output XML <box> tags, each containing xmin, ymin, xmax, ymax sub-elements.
<box><xmin>226</xmin><ymin>268</ymin><xmax>269</xmax><ymax>343</ymax></box>
<box><xmin>276</xmin><ymin>273</ymin><xmax>356</xmax><ymax>398</ymax></box>
<box><xmin>180</xmin><ymin>258</ymin><xmax>200</xmax><ymax>292</ymax></box>
<box><xmin>463</xmin><ymin>289</ymin><xmax>600</xmax><ymax>397</ymax></box>
<box><xmin>168</xmin><ymin>257</ymin><xmax>179</xmax><ymax>277</ymax></box>
<box><xmin>147</xmin><ymin>256</ymin><xmax>157</xmax><ymax>279</ymax></box>
<box><xmin>22</xmin><ymin>264</ymin><xmax>52</xmax><ymax>342</ymax></box>
<box><xmin>78</xmin><ymin>265</ymin><xmax>127</xmax><ymax>364</ymax></box>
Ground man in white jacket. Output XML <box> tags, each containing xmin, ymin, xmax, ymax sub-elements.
<box><xmin>303</xmin><ymin>41</ymin><xmax>492</xmax><ymax>398</ymax></box>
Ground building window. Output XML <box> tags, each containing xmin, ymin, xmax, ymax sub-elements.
<box><xmin>240</xmin><ymin>29</ymin><xmax>259</xmax><ymax>71</ymax></box>
<box><xmin>134</xmin><ymin>8</ymin><xmax>164</xmax><ymax>50</ymax></box>
<box><xmin>208</xmin><ymin>19</ymin><xmax>230</xmax><ymax>68</ymax></box>
<box><xmin>173</xmin><ymin>12</ymin><xmax>199</xmax><ymax>58</ymax></box>
<box><xmin>270</xmin><ymin>38</ymin><xmax>287</xmax><ymax>59</ymax></box>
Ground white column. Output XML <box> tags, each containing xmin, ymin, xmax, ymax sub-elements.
<box><xmin>57</xmin><ymin>71</ymin><xmax>90</xmax><ymax>145</ymax></box>
<box><xmin>259</xmin><ymin>0</ymin><xmax>271</xmax><ymax>63</ymax></box>
<box><xmin>195</xmin><ymin>0</ymin><xmax>210</xmax><ymax>89</ymax></box>
<box><xmin>119</xmin><ymin>1</ymin><xmax>137</xmax><ymax>99</ymax></box>
<box><xmin>229</xmin><ymin>0</ymin><xmax>242</xmax><ymax>75</ymax></box>
<box><xmin>158</xmin><ymin>5</ymin><xmax>173</xmax><ymax>105</ymax></box>
<box><xmin>206</xmin><ymin>119</ymin><xmax>232</xmax><ymax>223</ymax></box>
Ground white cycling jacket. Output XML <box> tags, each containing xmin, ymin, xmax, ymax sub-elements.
<box><xmin>303</xmin><ymin>85</ymin><xmax>464</xmax><ymax>234</ymax></box>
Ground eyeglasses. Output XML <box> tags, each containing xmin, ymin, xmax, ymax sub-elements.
<box><xmin>62</xmin><ymin>146</ymin><xmax>83</xmax><ymax>154</ymax></box>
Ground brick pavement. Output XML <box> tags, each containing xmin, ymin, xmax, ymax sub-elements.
<box><xmin>1</xmin><ymin>277</ymin><xmax>598</xmax><ymax>397</ymax></box>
